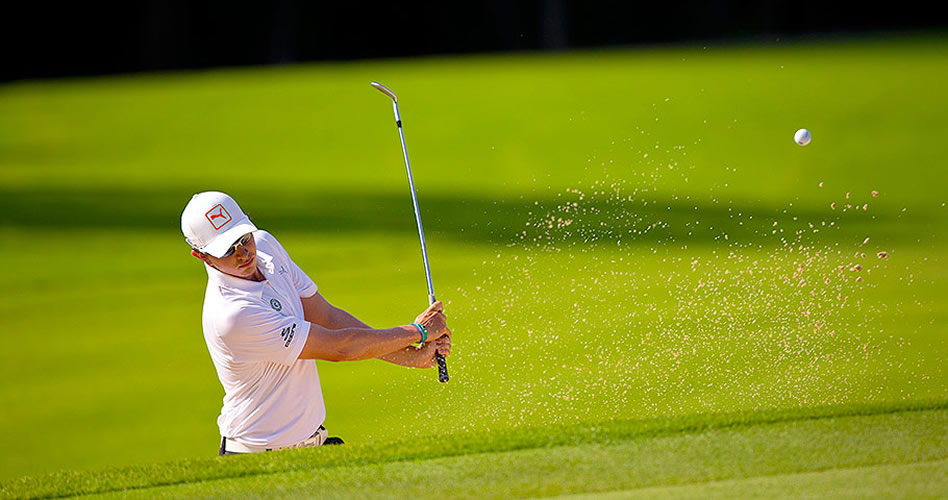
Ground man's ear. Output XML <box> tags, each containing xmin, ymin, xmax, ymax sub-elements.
<box><xmin>191</xmin><ymin>249</ymin><xmax>210</xmax><ymax>264</ymax></box>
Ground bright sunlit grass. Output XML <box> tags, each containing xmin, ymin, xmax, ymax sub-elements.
<box><xmin>0</xmin><ymin>35</ymin><xmax>945</xmax><ymax>495</ymax></box>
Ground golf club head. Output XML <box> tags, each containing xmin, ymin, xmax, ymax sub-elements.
<box><xmin>370</xmin><ymin>82</ymin><xmax>397</xmax><ymax>102</ymax></box>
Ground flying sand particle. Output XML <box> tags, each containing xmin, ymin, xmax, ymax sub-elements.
<box><xmin>409</xmin><ymin>146</ymin><xmax>917</xmax><ymax>436</ymax></box>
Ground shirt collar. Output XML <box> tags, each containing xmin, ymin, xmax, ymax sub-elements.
<box><xmin>205</xmin><ymin>249</ymin><xmax>276</xmax><ymax>298</ymax></box>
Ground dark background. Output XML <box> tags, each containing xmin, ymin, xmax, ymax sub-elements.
<box><xmin>2</xmin><ymin>0</ymin><xmax>945</xmax><ymax>82</ymax></box>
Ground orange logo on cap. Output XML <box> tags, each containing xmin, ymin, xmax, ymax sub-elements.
<box><xmin>205</xmin><ymin>204</ymin><xmax>232</xmax><ymax>230</ymax></box>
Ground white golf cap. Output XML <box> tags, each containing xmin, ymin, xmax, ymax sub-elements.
<box><xmin>181</xmin><ymin>191</ymin><xmax>258</xmax><ymax>258</ymax></box>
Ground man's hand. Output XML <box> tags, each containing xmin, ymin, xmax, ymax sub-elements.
<box><xmin>410</xmin><ymin>301</ymin><xmax>451</xmax><ymax>369</ymax></box>
<box><xmin>414</xmin><ymin>301</ymin><xmax>450</xmax><ymax>340</ymax></box>
<box><xmin>413</xmin><ymin>334</ymin><xmax>451</xmax><ymax>368</ymax></box>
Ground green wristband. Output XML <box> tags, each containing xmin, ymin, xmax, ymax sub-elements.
<box><xmin>411</xmin><ymin>323</ymin><xmax>427</xmax><ymax>344</ymax></box>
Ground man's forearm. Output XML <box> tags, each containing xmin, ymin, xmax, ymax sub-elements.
<box><xmin>340</xmin><ymin>326</ymin><xmax>421</xmax><ymax>361</ymax></box>
<box><xmin>327</xmin><ymin>306</ymin><xmax>424</xmax><ymax>366</ymax></box>
<box><xmin>299</xmin><ymin>294</ymin><xmax>439</xmax><ymax>363</ymax></box>
<box><xmin>327</xmin><ymin>306</ymin><xmax>370</xmax><ymax>329</ymax></box>
<box><xmin>378</xmin><ymin>346</ymin><xmax>423</xmax><ymax>367</ymax></box>
<box><xmin>300</xmin><ymin>324</ymin><xmax>421</xmax><ymax>361</ymax></box>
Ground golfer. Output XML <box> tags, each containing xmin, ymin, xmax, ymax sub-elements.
<box><xmin>181</xmin><ymin>191</ymin><xmax>451</xmax><ymax>455</ymax></box>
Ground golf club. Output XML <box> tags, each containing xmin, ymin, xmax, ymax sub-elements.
<box><xmin>371</xmin><ymin>81</ymin><xmax>449</xmax><ymax>383</ymax></box>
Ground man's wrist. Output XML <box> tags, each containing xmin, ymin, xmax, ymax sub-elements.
<box><xmin>410</xmin><ymin>323</ymin><xmax>427</xmax><ymax>343</ymax></box>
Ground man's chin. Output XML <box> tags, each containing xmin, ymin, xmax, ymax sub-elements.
<box><xmin>236</xmin><ymin>259</ymin><xmax>256</xmax><ymax>276</ymax></box>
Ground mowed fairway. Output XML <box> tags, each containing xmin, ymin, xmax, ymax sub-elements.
<box><xmin>3</xmin><ymin>403</ymin><xmax>946</xmax><ymax>498</ymax></box>
<box><xmin>1</xmin><ymin>35</ymin><xmax>946</xmax><ymax>497</ymax></box>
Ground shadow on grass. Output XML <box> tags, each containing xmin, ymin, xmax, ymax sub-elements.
<box><xmin>0</xmin><ymin>188</ymin><xmax>939</xmax><ymax>248</ymax></box>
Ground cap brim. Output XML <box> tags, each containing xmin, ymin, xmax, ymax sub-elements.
<box><xmin>201</xmin><ymin>220</ymin><xmax>258</xmax><ymax>258</ymax></box>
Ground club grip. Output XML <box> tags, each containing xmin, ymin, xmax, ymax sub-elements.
<box><xmin>429</xmin><ymin>294</ymin><xmax>448</xmax><ymax>383</ymax></box>
<box><xmin>436</xmin><ymin>352</ymin><xmax>449</xmax><ymax>383</ymax></box>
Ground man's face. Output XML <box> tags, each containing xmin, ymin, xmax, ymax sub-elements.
<box><xmin>193</xmin><ymin>233</ymin><xmax>258</xmax><ymax>279</ymax></box>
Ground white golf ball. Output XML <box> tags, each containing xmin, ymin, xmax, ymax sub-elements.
<box><xmin>794</xmin><ymin>128</ymin><xmax>811</xmax><ymax>146</ymax></box>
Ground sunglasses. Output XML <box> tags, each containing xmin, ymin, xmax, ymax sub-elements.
<box><xmin>221</xmin><ymin>233</ymin><xmax>253</xmax><ymax>258</ymax></box>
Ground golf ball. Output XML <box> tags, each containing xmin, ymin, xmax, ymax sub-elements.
<box><xmin>794</xmin><ymin>128</ymin><xmax>811</xmax><ymax>146</ymax></box>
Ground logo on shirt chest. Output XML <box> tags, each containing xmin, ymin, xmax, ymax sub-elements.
<box><xmin>270</xmin><ymin>298</ymin><xmax>282</xmax><ymax>311</ymax></box>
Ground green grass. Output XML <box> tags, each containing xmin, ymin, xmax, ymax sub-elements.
<box><xmin>565</xmin><ymin>461</ymin><xmax>948</xmax><ymax>499</ymax></box>
<box><xmin>1</xmin><ymin>34</ymin><xmax>947</xmax><ymax>496</ymax></box>
<box><xmin>1</xmin><ymin>401</ymin><xmax>944</xmax><ymax>499</ymax></box>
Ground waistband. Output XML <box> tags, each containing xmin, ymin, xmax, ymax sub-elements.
<box><xmin>223</xmin><ymin>425</ymin><xmax>328</xmax><ymax>454</ymax></box>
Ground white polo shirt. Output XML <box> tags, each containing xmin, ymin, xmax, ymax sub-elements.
<box><xmin>200</xmin><ymin>230</ymin><xmax>325</xmax><ymax>448</ymax></box>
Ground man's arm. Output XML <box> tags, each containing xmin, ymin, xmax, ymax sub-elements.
<box><xmin>298</xmin><ymin>322</ymin><xmax>423</xmax><ymax>362</ymax></box>
<box><xmin>301</xmin><ymin>292</ymin><xmax>370</xmax><ymax>329</ymax></box>
<box><xmin>300</xmin><ymin>293</ymin><xmax>445</xmax><ymax>367</ymax></box>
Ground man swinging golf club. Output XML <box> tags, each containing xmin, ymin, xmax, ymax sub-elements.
<box><xmin>181</xmin><ymin>191</ymin><xmax>451</xmax><ymax>455</ymax></box>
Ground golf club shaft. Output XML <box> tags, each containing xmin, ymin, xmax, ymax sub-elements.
<box><xmin>393</xmin><ymin>100</ymin><xmax>436</xmax><ymax>305</ymax></box>
<box><xmin>372</xmin><ymin>82</ymin><xmax>449</xmax><ymax>383</ymax></box>
<box><xmin>393</xmin><ymin>102</ymin><xmax>449</xmax><ymax>383</ymax></box>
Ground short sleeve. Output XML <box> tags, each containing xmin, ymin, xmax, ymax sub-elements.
<box><xmin>217</xmin><ymin>305</ymin><xmax>311</xmax><ymax>365</ymax></box>
<box><xmin>287</xmin><ymin>257</ymin><xmax>317</xmax><ymax>298</ymax></box>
